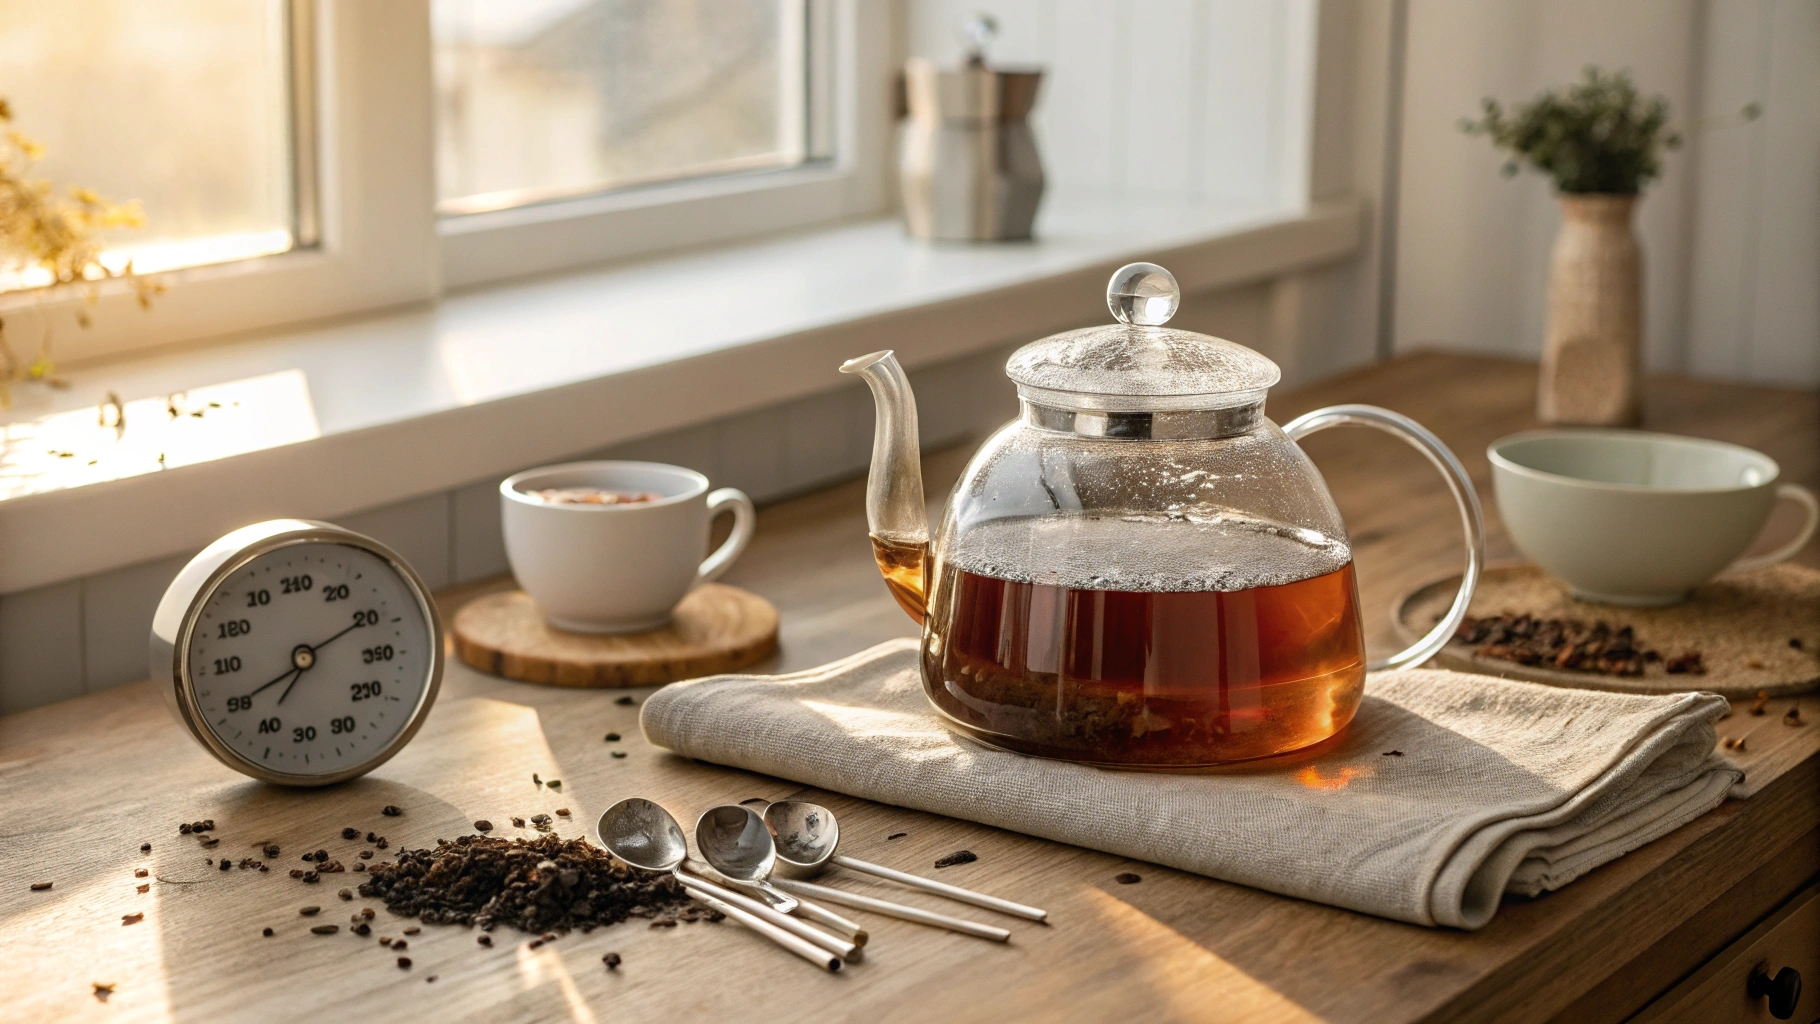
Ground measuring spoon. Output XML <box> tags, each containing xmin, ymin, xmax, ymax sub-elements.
<box><xmin>765</xmin><ymin>799</ymin><xmax>1048</xmax><ymax>922</ymax></box>
<box><xmin>596</xmin><ymin>798</ymin><xmax>839</xmax><ymax>971</ymax></box>
<box><xmin>695</xmin><ymin>804</ymin><xmax>869</xmax><ymax>947</ymax></box>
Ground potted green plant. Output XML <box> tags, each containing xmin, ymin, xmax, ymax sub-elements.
<box><xmin>1463</xmin><ymin>67</ymin><xmax>1679</xmax><ymax>426</ymax></box>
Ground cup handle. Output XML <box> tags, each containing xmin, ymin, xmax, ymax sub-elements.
<box><xmin>698</xmin><ymin>487</ymin><xmax>757</xmax><ymax>584</ymax></box>
<box><xmin>1284</xmin><ymin>404</ymin><xmax>1486</xmax><ymax>672</ymax></box>
<box><xmin>1726</xmin><ymin>483</ymin><xmax>1820</xmax><ymax>574</ymax></box>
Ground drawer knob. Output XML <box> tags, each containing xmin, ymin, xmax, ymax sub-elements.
<box><xmin>1747</xmin><ymin>963</ymin><xmax>1802</xmax><ymax>1020</ymax></box>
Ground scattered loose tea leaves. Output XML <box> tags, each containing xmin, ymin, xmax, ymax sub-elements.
<box><xmin>614</xmin><ymin>696</ymin><xmax>635</xmax><ymax>706</ymax></box>
<box><xmin>92</xmin><ymin>983</ymin><xmax>115</xmax><ymax>1001</ymax></box>
<box><xmin>134</xmin><ymin>869</ymin><xmax>148</xmax><ymax>878</ymax></box>
<box><xmin>510</xmin><ymin>817</ymin><xmax>526</xmax><ymax>828</ymax></box>
<box><xmin>604</xmin><ymin>732</ymin><xmax>621</xmax><ymax>742</ymax></box>
<box><xmin>311</xmin><ymin>924</ymin><xmax>339</xmax><ymax>935</ymax></box>
<box><xmin>603</xmin><ymin>951</ymin><xmax>622</xmax><ymax>970</ymax></box>
<box><xmin>886</xmin><ymin>832</ymin><xmax>907</xmax><ymax>841</ymax></box>
<box><xmin>397</xmin><ymin>957</ymin><xmax>412</xmax><ymax>969</ymax></box>
<box><xmin>382</xmin><ymin>805</ymin><xmax>402</xmax><ymax>817</ymax></box>
<box><xmin>352</xmin><ymin>922</ymin><xmax>371</xmax><ymax>936</ymax></box>
<box><xmin>140</xmin><ymin>843</ymin><xmax>151</xmax><ymax>853</ymax></box>
<box><xmin>738</xmin><ymin>797</ymin><xmax>766</xmax><ymax>806</ymax></box>
<box><xmin>403</xmin><ymin>926</ymin><xmax>420</xmax><ymax>935</ymax></box>
<box><xmin>934</xmin><ymin>850</ymin><xmax>978</xmax><ymax>869</ymax></box>
<box><xmin>341</xmin><ymin>827</ymin><xmax>360</xmax><ymax>840</ymax></box>
<box><xmin>1723</xmin><ymin>736</ymin><xmax>1748</xmax><ymax>752</ymax></box>
<box><xmin>1750</xmin><ymin>691</ymin><xmax>1771</xmax><ymax>715</ymax></box>
<box><xmin>136</xmin><ymin>884</ymin><xmax>149</xmax><ymax>894</ymax></box>
<box><xmin>555</xmin><ymin>808</ymin><xmax>571</xmax><ymax>817</ymax></box>
<box><xmin>30</xmin><ymin>881</ymin><xmax>52</xmax><ymax>891</ymax></box>
<box><xmin>300</xmin><ymin>906</ymin><xmax>321</xmax><ymax>915</ymax></box>
<box><xmin>1786</xmin><ymin>707</ymin><xmax>1805</xmax><ymax>727</ymax></box>
<box><xmin>1793</xmin><ymin>638</ymin><xmax>1805</xmax><ymax>650</ymax></box>
<box><xmin>477</xmin><ymin>934</ymin><xmax>492</xmax><ymax>946</ymax></box>
<box><xmin>263</xmin><ymin>844</ymin><xmax>281</xmax><ymax>858</ymax></box>
<box><xmin>532</xmin><ymin>773</ymin><xmax>542</xmax><ymax>787</ymax></box>
<box><xmin>1666</xmin><ymin>652</ymin><xmax>1707</xmax><ymax>676</ymax></box>
<box><xmin>545</xmin><ymin>780</ymin><xmax>562</xmax><ymax>791</ymax></box>
<box><xmin>1746</xmin><ymin>657</ymin><xmax>1766</xmax><ymax>669</ymax></box>
<box><xmin>338</xmin><ymin>888</ymin><xmax>354</xmax><ymax>900</ymax></box>
<box><xmin>262</xmin><ymin>927</ymin><xmax>274</xmax><ymax>937</ymax></box>
<box><xmin>611</xmin><ymin>751</ymin><xmax>627</xmax><ymax>759</ymax></box>
<box><xmin>218</xmin><ymin>859</ymin><xmax>231</xmax><ymax>871</ymax></box>
<box><xmin>1115</xmin><ymin>872</ymin><xmax>1142</xmax><ymax>884</ymax></box>
<box><xmin>122</xmin><ymin>913</ymin><xmax>144</xmax><ymax>926</ymax></box>
<box><xmin>474</xmin><ymin>820</ymin><xmax>493</xmax><ymax>832</ymax></box>
<box><xmin>1382</xmin><ymin>750</ymin><xmax>1404</xmax><ymax>757</ymax></box>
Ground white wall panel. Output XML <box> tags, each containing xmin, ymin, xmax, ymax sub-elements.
<box><xmin>1395</xmin><ymin>0</ymin><xmax>1818</xmax><ymax>386</ymax></box>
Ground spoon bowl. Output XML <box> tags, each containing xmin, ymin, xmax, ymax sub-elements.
<box><xmin>598</xmin><ymin>797</ymin><xmax>688</xmax><ymax>872</ymax></box>
<box><xmin>764</xmin><ymin>799</ymin><xmax>839</xmax><ymax>879</ymax></box>
<box><xmin>696</xmin><ymin>805</ymin><xmax>779</xmax><ymax>884</ymax></box>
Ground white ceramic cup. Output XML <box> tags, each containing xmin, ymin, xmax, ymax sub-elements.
<box><xmin>501</xmin><ymin>461</ymin><xmax>756</xmax><ymax>633</ymax></box>
<box><xmin>1488</xmin><ymin>429</ymin><xmax>1819</xmax><ymax>606</ymax></box>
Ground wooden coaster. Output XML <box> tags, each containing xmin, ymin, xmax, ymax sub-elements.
<box><xmin>1395</xmin><ymin>563</ymin><xmax>1820</xmax><ymax>698</ymax></box>
<box><xmin>452</xmin><ymin>583</ymin><xmax>779</xmax><ymax>687</ymax></box>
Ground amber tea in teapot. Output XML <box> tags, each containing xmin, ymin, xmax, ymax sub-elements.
<box><xmin>844</xmin><ymin>263</ymin><xmax>1484</xmax><ymax>768</ymax></box>
<box><xmin>927</xmin><ymin>513</ymin><xmax>1365</xmax><ymax>765</ymax></box>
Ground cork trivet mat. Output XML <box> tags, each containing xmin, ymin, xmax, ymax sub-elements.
<box><xmin>452</xmin><ymin>584</ymin><xmax>778</xmax><ymax>687</ymax></box>
<box><xmin>1395</xmin><ymin>562</ymin><xmax>1820</xmax><ymax>699</ymax></box>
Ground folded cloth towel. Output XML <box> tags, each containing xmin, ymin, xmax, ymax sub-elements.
<box><xmin>641</xmin><ymin>639</ymin><xmax>1740</xmax><ymax>928</ymax></box>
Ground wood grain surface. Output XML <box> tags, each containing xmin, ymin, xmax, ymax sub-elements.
<box><xmin>2</xmin><ymin>353</ymin><xmax>1815</xmax><ymax>1024</ymax></box>
<box><xmin>1395</xmin><ymin>563</ymin><xmax>1820</xmax><ymax>698</ymax></box>
<box><xmin>451</xmin><ymin>584</ymin><xmax>778</xmax><ymax>687</ymax></box>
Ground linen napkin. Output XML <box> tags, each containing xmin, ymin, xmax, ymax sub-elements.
<box><xmin>640</xmin><ymin>639</ymin><xmax>1739</xmax><ymax>929</ymax></box>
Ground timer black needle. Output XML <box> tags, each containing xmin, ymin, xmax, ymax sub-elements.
<box><xmin>274</xmin><ymin>618</ymin><xmax>368</xmax><ymax>706</ymax></box>
<box><xmin>238</xmin><ymin>664</ymin><xmax>302</xmax><ymax>703</ymax></box>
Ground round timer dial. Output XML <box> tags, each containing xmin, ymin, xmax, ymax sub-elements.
<box><xmin>152</xmin><ymin>521</ymin><xmax>443</xmax><ymax>786</ymax></box>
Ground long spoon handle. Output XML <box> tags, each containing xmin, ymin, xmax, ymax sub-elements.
<box><xmin>679</xmin><ymin>878</ymin><xmax>842</xmax><ymax>971</ymax></box>
<box><xmin>772</xmin><ymin>878</ymin><xmax>1010</xmax><ymax>942</ymax></box>
<box><xmin>678</xmin><ymin>870</ymin><xmax>859</xmax><ymax>962</ymax></box>
<box><xmin>790</xmin><ymin>897</ymin><xmax>869</xmax><ymax>946</ymax></box>
<box><xmin>831</xmin><ymin>854</ymin><xmax>1048</xmax><ymax>921</ymax></box>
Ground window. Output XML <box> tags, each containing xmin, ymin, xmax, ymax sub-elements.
<box><xmin>433</xmin><ymin>0</ymin><xmax>831</xmax><ymax>216</ymax></box>
<box><xmin>0</xmin><ymin>1</ymin><xmax>885</xmax><ymax>363</ymax></box>
<box><xmin>0</xmin><ymin>0</ymin><xmax>310</xmax><ymax>286</ymax></box>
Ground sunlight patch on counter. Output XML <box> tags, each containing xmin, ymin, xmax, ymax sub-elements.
<box><xmin>0</xmin><ymin>369</ymin><xmax>319</xmax><ymax>500</ymax></box>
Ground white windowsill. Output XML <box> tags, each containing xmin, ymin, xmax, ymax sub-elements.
<box><xmin>0</xmin><ymin>188</ymin><xmax>1362</xmax><ymax>594</ymax></box>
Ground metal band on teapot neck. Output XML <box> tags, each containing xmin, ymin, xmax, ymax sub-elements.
<box><xmin>1020</xmin><ymin>399</ymin><xmax>1264</xmax><ymax>440</ymax></box>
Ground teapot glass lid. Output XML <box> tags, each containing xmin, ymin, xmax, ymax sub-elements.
<box><xmin>1005</xmin><ymin>263</ymin><xmax>1281</xmax><ymax>412</ymax></box>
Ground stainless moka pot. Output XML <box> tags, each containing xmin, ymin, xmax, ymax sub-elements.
<box><xmin>898</xmin><ymin>23</ymin><xmax>1044</xmax><ymax>242</ymax></box>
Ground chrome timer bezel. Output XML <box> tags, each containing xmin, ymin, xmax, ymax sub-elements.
<box><xmin>150</xmin><ymin>520</ymin><xmax>444</xmax><ymax>787</ymax></box>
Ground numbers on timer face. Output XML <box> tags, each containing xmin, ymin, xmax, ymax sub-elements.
<box><xmin>186</xmin><ymin>543</ymin><xmax>431</xmax><ymax>776</ymax></box>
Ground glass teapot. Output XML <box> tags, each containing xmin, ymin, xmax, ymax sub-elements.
<box><xmin>842</xmin><ymin>263</ymin><xmax>1484</xmax><ymax>768</ymax></box>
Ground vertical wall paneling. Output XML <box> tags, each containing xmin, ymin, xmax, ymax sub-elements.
<box><xmin>1394</xmin><ymin>0</ymin><xmax>1818</xmax><ymax>386</ymax></box>
<box><xmin>82</xmin><ymin>553</ymin><xmax>192</xmax><ymax>694</ymax></box>
<box><xmin>0</xmin><ymin>581</ymin><xmax>84</xmax><ymax>714</ymax></box>
<box><xmin>1745</xmin><ymin>0</ymin><xmax>1820</xmax><ymax>383</ymax></box>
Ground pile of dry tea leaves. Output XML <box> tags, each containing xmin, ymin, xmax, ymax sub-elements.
<box><xmin>1455</xmin><ymin>614</ymin><xmax>1704</xmax><ymax>677</ymax></box>
<box><xmin>357</xmin><ymin>833</ymin><xmax>710</xmax><ymax>934</ymax></box>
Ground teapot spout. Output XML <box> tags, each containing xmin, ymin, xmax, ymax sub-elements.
<box><xmin>840</xmin><ymin>350</ymin><xmax>929</xmax><ymax>623</ymax></box>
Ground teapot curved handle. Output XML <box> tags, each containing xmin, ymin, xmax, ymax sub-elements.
<box><xmin>1284</xmin><ymin>404</ymin><xmax>1485</xmax><ymax>672</ymax></box>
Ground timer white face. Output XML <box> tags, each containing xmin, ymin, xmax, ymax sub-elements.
<box><xmin>152</xmin><ymin>521</ymin><xmax>443</xmax><ymax>786</ymax></box>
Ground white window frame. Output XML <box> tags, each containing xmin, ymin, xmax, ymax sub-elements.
<box><xmin>0</xmin><ymin>0</ymin><xmax>893</xmax><ymax>366</ymax></box>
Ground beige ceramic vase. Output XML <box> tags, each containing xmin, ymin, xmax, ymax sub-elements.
<box><xmin>1539</xmin><ymin>194</ymin><xmax>1642</xmax><ymax>426</ymax></box>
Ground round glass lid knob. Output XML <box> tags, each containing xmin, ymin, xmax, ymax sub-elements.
<box><xmin>1107</xmin><ymin>262</ymin><xmax>1181</xmax><ymax>327</ymax></box>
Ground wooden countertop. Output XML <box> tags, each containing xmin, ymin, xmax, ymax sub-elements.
<box><xmin>3</xmin><ymin>352</ymin><xmax>1816</xmax><ymax>1024</ymax></box>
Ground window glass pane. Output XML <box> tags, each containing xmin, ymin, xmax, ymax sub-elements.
<box><xmin>433</xmin><ymin>0</ymin><xmax>808</xmax><ymax>216</ymax></box>
<box><xmin>0</xmin><ymin>0</ymin><xmax>297</xmax><ymax>289</ymax></box>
